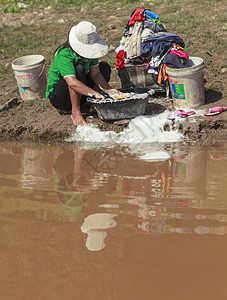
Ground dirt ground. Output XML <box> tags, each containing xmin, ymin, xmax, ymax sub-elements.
<box><xmin>1</xmin><ymin>89</ymin><xmax>226</xmax><ymax>145</ymax></box>
<box><xmin>0</xmin><ymin>9</ymin><xmax>227</xmax><ymax>145</ymax></box>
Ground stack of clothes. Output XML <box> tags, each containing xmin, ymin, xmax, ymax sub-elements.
<box><xmin>116</xmin><ymin>7</ymin><xmax>191</xmax><ymax>84</ymax></box>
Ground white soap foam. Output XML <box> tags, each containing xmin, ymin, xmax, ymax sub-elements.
<box><xmin>66</xmin><ymin>123</ymin><xmax>119</xmax><ymax>145</ymax></box>
<box><xmin>66</xmin><ymin>111</ymin><xmax>183</xmax><ymax>145</ymax></box>
<box><xmin>122</xmin><ymin>112</ymin><xmax>182</xmax><ymax>144</ymax></box>
<box><xmin>139</xmin><ymin>151</ymin><xmax>171</xmax><ymax>161</ymax></box>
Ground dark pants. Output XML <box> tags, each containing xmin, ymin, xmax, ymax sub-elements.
<box><xmin>49</xmin><ymin>61</ymin><xmax>111</xmax><ymax>111</ymax></box>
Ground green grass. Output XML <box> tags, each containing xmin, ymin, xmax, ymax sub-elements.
<box><xmin>0</xmin><ymin>0</ymin><xmax>137</xmax><ymax>13</ymax></box>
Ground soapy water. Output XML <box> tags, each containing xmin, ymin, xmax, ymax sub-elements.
<box><xmin>65</xmin><ymin>110</ymin><xmax>205</xmax><ymax>161</ymax></box>
<box><xmin>138</xmin><ymin>151</ymin><xmax>171</xmax><ymax>161</ymax></box>
<box><xmin>125</xmin><ymin>112</ymin><xmax>181</xmax><ymax>144</ymax></box>
<box><xmin>86</xmin><ymin>90</ymin><xmax>154</xmax><ymax>104</ymax></box>
<box><xmin>66</xmin><ymin>111</ymin><xmax>182</xmax><ymax>145</ymax></box>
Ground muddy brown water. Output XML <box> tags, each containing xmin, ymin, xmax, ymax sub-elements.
<box><xmin>0</xmin><ymin>141</ymin><xmax>227</xmax><ymax>300</ymax></box>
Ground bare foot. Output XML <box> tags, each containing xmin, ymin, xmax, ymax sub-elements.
<box><xmin>71</xmin><ymin>110</ymin><xmax>87</xmax><ymax>126</ymax></box>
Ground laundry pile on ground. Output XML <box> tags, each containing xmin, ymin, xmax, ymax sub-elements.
<box><xmin>116</xmin><ymin>7</ymin><xmax>192</xmax><ymax>83</ymax></box>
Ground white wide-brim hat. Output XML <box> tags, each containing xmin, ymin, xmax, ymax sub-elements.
<box><xmin>69</xmin><ymin>21</ymin><xmax>109</xmax><ymax>59</ymax></box>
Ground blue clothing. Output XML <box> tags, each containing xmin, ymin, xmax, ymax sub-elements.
<box><xmin>128</xmin><ymin>9</ymin><xmax>159</xmax><ymax>23</ymax></box>
<box><xmin>141</xmin><ymin>32</ymin><xmax>185</xmax><ymax>59</ymax></box>
<box><xmin>145</xmin><ymin>10</ymin><xmax>159</xmax><ymax>20</ymax></box>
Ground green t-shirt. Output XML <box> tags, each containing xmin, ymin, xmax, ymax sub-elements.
<box><xmin>46</xmin><ymin>46</ymin><xmax>99</xmax><ymax>98</ymax></box>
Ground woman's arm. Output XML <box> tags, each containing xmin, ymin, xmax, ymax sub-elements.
<box><xmin>64</xmin><ymin>75</ymin><xmax>105</xmax><ymax>127</ymax></box>
<box><xmin>65</xmin><ymin>75</ymin><xmax>104</xmax><ymax>99</ymax></box>
<box><xmin>89</xmin><ymin>65</ymin><xmax>123</xmax><ymax>96</ymax></box>
<box><xmin>89</xmin><ymin>65</ymin><xmax>112</xmax><ymax>91</ymax></box>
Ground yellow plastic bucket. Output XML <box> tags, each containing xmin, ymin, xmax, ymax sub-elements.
<box><xmin>12</xmin><ymin>55</ymin><xmax>47</xmax><ymax>100</ymax></box>
<box><xmin>166</xmin><ymin>56</ymin><xmax>205</xmax><ymax>109</ymax></box>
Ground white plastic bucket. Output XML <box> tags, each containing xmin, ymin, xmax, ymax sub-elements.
<box><xmin>166</xmin><ymin>56</ymin><xmax>205</xmax><ymax>109</ymax></box>
<box><xmin>12</xmin><ymin>55</ymin><xmax>47</xmax><ymax>101</ymax></box>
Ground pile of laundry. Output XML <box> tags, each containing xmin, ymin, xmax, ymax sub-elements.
<box><xmin>116</xmin><ymin>7</ymin><xmax>191</xmax><ymax>83</ymax></box>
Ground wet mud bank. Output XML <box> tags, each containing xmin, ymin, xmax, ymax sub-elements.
<box><xmin>0</xmin><ymin>96</ymin><xmax>226</xmax><ymax>144</ymax></box>
<box><xmin>169</xmin><ymin>117</ymin><xmax>227</xmax><ymax>142</ymax></box>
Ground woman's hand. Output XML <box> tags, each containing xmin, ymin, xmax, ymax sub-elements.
<box><xmin>104</xmin><ymin>88</ymin><xmax>122</xmax><ymax>97</ymax></box>
<box><xmin>93</xmin><ymin>92</ymin><xmax>105</xmax><ymax>100</ymax></box>
<box><xmin>104</xmin><ymin>89</ymin><xmax>131</xmax><ymax>99</ymax></box>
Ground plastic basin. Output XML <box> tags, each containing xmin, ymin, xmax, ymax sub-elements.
<box><xmin>86</xmin><ymin>88</ymin><xmax>155</xmax><ymax>121</ymax></box>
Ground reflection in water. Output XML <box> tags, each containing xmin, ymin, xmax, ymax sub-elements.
<box><xmin>0</xmin><ymin>141</ymin><xmax>227</xmax><ymax>299</ymax></box>
<box><xmin>21</xmin><ymin>147</ymin><xmax>55</xmax><ymax>189</ymax></box>
<box><xmin>81</xmin><ymin>213</ymin><xmax>117</xmax><ymax>251</ymax></box>
<box><xmin>53</xmin><ymin>147</ymin><xmax>111</xmax><ymax>222</ymax></box>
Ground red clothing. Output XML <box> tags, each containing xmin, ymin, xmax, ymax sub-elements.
<box><xmin>170</xmin><ymin>49</ymin><xmax>189</xmax><ymax>60</ymax></box>
<box><xmin>116</xmin><ymin>50</ymin><xmax>125</xmax><ymax>70</ymax></box>
<box><xmin>128</xmin><ymin>7</ymin><xmax>146</xmax><ymax>26</ymax></box>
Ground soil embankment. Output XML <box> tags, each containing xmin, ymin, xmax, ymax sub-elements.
<box><xmin>0</xmin><ymin>93</ymin><xmax>226</xmax><ymax>144</ymax></box>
